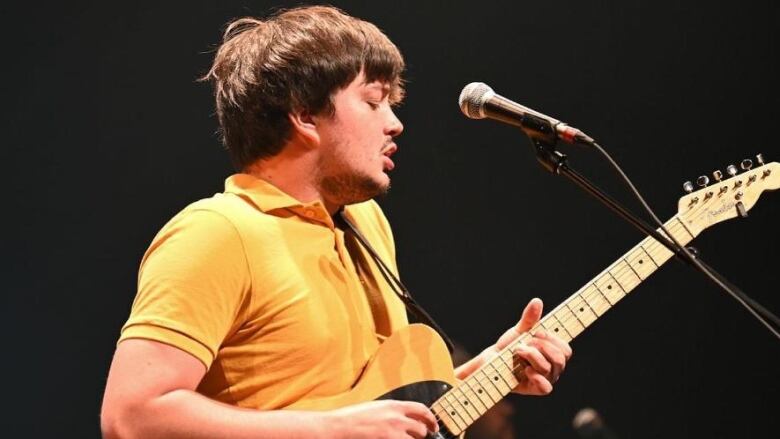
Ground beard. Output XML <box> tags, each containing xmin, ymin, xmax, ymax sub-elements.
<box><xmin>315</xmin><ymin>135</ymin><xmax>392</xmax><ymax>206</ymax></box>
<box><xmin>318</xmin><ymin>169</ymin><xmax>390</xmax><ymax>206</ymax></box>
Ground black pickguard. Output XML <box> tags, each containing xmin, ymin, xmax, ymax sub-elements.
<box><xmin>376</xmin><ymin>380</ymin><xmax>458</xmax><ymax>439</ymax></box>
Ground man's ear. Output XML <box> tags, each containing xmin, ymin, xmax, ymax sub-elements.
<box><xmin>288</xmin><ymin>108</ymin><xmax>320</xmax><ymax>148</ymax></box>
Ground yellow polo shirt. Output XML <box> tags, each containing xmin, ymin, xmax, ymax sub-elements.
<box><xmin>119</xmin><ymin>174</ymin><xmax>409</xmax><ymax>409</ymax></box>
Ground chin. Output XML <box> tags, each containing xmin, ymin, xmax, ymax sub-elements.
<box><xmin>321</xmin><ymin>172</ymin><xmax>390</xmax><ymax>205</ymax></box>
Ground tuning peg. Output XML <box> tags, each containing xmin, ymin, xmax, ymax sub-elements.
<box><xmin>726</xmin><ymin>164</ymin><xmax>738</xmax><ymax>176</ymax></box>
<box><xmin>683</xmin><ymin>181</ymin><xmax>694</xmax><ymax>193</ymax></box>
<box><xmin>756</xmin><ymin>153</ymin><xmax>765</xmax><ymax>166</ymax></box>
<box><xmin>696</xmin><ymin>175</ymin><xmax>710</xmax><ymax>187</ymax></box>
<box><xmin>712</xmin><ymin>170</ymin><xmax>723</xmax><ymax>182</ymax></box>
<box><xmin>740</xmin><ymin>159</ymin><xmax>753</xmax><ymax>171</ymax></box>
<box><xmin>736</xmin><ymin>202</ymin><xmax>748</xmax><ymax>218</ymax></box>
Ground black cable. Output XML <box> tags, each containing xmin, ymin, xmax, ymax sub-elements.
<box><xmin>589</xmin><ymin>142</ymin><xmax>780</xmax><ymax>340</ymax></box>
<box><xmin>336</xmin><ymin>210</ymin><xmax>456</xmax><ymax>353</ymax></box>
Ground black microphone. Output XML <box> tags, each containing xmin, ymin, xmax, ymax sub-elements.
<box><xmin>458</xmin><ymin>82</ymin><xmax>595</xmax><ymax>146</ymax></box>
<box><xmin>572</xmin><ymin>408</ymin><xmax>619</xmax><ymax>439</ymax></box>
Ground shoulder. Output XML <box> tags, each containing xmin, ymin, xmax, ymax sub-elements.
<box><xmin>153</xmin><ymin>191</ymin><xmax>273</xmax><ymax>243</ymax></box>
<box><xmin>141</xmin><ymin>193</ymin><xmax>261</xmax><ymax>270</ymax></box>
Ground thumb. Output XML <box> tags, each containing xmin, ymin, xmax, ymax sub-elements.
<box><xmin>517</xmin><ymin>298</ymin><xmax>544</xmax><ymax>334</ymax></box>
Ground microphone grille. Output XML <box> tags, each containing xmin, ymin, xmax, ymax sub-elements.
<box><xmin>458</xmin><ymin>82</ymin><xmax>494</xmax><ymax>119</ymax></box>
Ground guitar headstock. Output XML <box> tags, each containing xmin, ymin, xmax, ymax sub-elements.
<box><xmin>677</xmin><ymin>155</ymin><xmax>779</xmax><ymax>236</ymax></box>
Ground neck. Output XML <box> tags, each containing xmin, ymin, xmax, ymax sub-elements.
<box><xmin>244</xmin><ymin>147</ymin><xmax>342</xmax><ymax>215</ymax></box>
<box><xmin>431</xmin><ymin>214</ymin><xmax>698</xmax><ymax>436</ymax></box>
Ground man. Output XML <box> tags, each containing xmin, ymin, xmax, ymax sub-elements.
<box><xmin>101</xmin><ymin>6</ymin><xmax>572</xmax><ymax>439</ymax></box>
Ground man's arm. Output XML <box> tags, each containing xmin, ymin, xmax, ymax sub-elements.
<box><xmin>101</xmin><ymin>339</ymin><xmax>439</xmax><ymax>439</ymax></box>
<box><xmin>454</xmin><ymin>298</ymin><xmax>573</xmax><ymax>395</ymax></box>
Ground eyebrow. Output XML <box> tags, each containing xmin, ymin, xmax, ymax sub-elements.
<box><xmin>362</xmin><ymin>79</ymin><xmax>390</xmax><ymax>89</ymax></box>
<box><xmin>363</xmin><ymin>83</ymin><xmax>391</xmax><ymax>97</ymax></box>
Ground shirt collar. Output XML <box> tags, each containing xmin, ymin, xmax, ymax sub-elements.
<box><xmin>224</xmin><ymin>173</ymin><xmax>333</xmax><ymax>226</ymax></box>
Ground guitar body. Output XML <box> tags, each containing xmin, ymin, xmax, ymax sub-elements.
<box><xmin>287</xmin><ymin>324</ymin><xmax>459</xmax><ymax>437</ymax></box>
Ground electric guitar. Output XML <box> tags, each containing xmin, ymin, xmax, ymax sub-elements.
<box><xmin>289</xmin><ymin>158</ymin><xmax>779</xmax><ymax>438</ymax></box>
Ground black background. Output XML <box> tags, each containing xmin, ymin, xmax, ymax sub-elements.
<box><xmin>5</xmin><ymin>1</ymin><xmax>779</xmax><ymax>438</ymax></box>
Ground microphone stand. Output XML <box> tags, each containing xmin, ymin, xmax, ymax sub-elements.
<box><xmin>529</xmin><ymin>136</ymin><xmax>780</xmax><ymax>335</ymax></box>
<box><xmin>532</xmin><ymin>140</ymin><xmax>692</xmax><ymax>261</ymax></box>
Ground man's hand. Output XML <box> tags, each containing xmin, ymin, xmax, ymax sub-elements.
<box><xmin>326</xmin><ymin>400</ymin><xmax>439</xmax><ymax>439</ymax></box>
<box><xmin>455</xmin><ymin>298</ymin><xmax>573</xmax><ymax>396</ymax></box>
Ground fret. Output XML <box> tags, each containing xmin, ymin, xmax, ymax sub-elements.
<box><xmin>638</xmin><ymin>242</ymin><xmax>660</xmax><ymax>268</ymax></box>
<box><xmin>432</xmin><ymin>405</ymin><xmax>461</xmax><ymax>436</ymax></box>
<box><xmin>496</xmin><ymin>350</ymin><xmax>520</xmax><ymax>388</ymax></box>
<box><xmin>641</xmin><ymin>218</ymin><xmax>694</xmax><ymax>265</ymax></box>
<box><xmin>452</xmin><ymin>383</ymin><xmax>481</xmax><ymax>422</ymax></box>
<box><xmin>477</xmin><ymin>368</ymin><xmax>502</xmax><ymax>403</ymax></box>
<box><xmin>551</xmin><ymin>313</ymin><xmax>574</xmax><ymax>340</ymax></box>
<box><xmin>581</xmin><ymin>285</ymin><xmax>609</xmax><ymax>316</ymax></box>
<box><xmin>646</xmin><ymin>236</ymin><xmax>674</xmax><ymax>262</ymax></box>
<box><xmin>566</xmin><ymin>294</ymin><xmax>599</xmax><ymax>326</ymax></box>
<box><xmin>607</xmin><ymin>259</ymin><xmax>639</xmax><ymax>293</ymax></box>
<box><xmin>564</xmin><ymin>303</ymin><xmax>588</xmax><ymax>328</ymax></box>
<box><xmin>539</xmin><ymin>315</ymin><xmax>569</xmax><ymax>341</ymax></box>
<box><xmin>620</xmin><ymin>256</ymin><xmax>643</xmax><ymax>282</ymax></box>
<box><xmin>596</xmin><ymin>271</ymin><xmax>625</xmax><ymax>304</ymax></box>
<box><xmin>591</xmin><ymin>282</ymin><xmax>614</xmax><ymax>316</ymax></box>
<box><xmin>606</xmin><ymin>270</ymin><xmax>628</xmax><ymax>294</ymax></box>
<box><xmin>462</xmin><ymin>376</ymin><xmax>492</xmax><ymax>413</ymax></box>
<box><xmin>539</xmin><ymin>317</ymin><xmax>556</xmax><ymax>333</ymax></box>
<box><xmin>486</xmin><ymin>358</ymin><xmax>513</xmax><ymax>394</ymax></box>
<box><xmin>627</xmin><ymin>247</ymin><xmax>656</xmax><ymax>279</ymax></box>
<box><xmin>442</xmin><ymin>392</ymin><xmax>471</xmax><ymax>429</ymax></box>
<box><xmin>593</xmin><ymin>278</ymin><xmax>619</xmax><ymax>306</ymax></box>
<box><xmin>563</xmin><ymin>297</ymin><xmax>592</xmax><ymax>328</ymax></box>
<box><xmin>674</xmin><ymin>216</ymin><xmax>695</xmax><ymax>240</ymax></box>
<box><xmin>554</xmin><ymin>306</ymin><xmax>585</xmax><ymax>338</ymax></box>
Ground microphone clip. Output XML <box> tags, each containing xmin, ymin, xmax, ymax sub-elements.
<box><xmin>532</xmin><ymin>138</ymin><xmax>568</xmax><ymax>175</ymax></box>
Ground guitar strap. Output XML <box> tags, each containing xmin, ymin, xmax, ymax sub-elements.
<box><xmin>337</xmin><ymin>209</ymin><xmax>455</xmax><ymax>353</ymax></box>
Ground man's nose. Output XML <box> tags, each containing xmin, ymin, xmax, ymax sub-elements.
<box><xmin>385</xmin><ymin>109</ymin><xmax>404</xmax><ymax>137</ymax></box>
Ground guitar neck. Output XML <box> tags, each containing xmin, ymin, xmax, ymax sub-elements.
<box><xmin>432</xmin><ymin>215</ymin><xmax>698</xmax><ymax>436</ymax></box>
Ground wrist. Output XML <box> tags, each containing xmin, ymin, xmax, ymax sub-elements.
<box><xmin>317</xmin><ymin>409</ymin><xmax>345</xmax><ymax>439</ymax></box>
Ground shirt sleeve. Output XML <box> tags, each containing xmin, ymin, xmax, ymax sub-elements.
<box><xmin>120</xmin><ymin>208</ymin><xmax>251</xmax><ymax>369</ymax></box>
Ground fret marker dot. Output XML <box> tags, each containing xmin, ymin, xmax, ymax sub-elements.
<box><xmin>451</xmin><ymin>411</ymin><xmax>456</xmax><ymax>416</ymax></box>
<box><xmin>579</xmin><ymin>307</ymin><xmax>584</xmax><ymax>312</ymax></box>
<box><xmin>554</xmin><ymin>328</ymin><xmax>559</xmax><ymax>332</ymax></box>
<box><xmin>464</xmin><ymin>401</ymin><xmax>468</xmax><ymax>405</ymax></box>
<box><xmin>493</xmin><ymin>376</ymin><xmax>499</xmax><ymax>381</ymax></box>
<box><xmin>478</xmin><ymin>389</ymin><xmax>483</xmax><ymax>394</ymax></box>
<box><xmin>639</xmin><ymin>259</ymin><xmax>644</xmax><ymax>264</ymax></box>
<box><xmin>607</xmin><ymin>285</ymin><xmax>612</xmax><ymax>290</ymax></box>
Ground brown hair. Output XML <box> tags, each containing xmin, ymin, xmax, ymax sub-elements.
<box><xmin>201</xmin><ymin>6</ymin><xmax>405</xmax><ymax>170</ymax></box>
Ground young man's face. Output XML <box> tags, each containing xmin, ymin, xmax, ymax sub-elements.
<box><xmin>313</xmin><ymin>71</ymin><xmax>403</xmax><ymax>206</ymax></box>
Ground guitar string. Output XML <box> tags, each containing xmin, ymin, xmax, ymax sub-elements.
<box><xmin>429</xmin><ymin>210</ymin><xmax>707</xmax><ymax>429</ymax></box>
